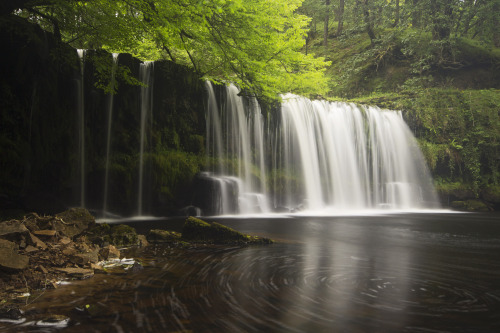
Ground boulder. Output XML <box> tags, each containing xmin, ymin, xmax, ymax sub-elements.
<box><xmin>146</xmin><ymin>229</ymin><xmax>181</xmax><ymax>243</ymax></box>
<box><xmin>71</xmin><ymin>251</ymin><xmax>99</xmax><ymax>266</ymax></box>
<box><xmin>137</xmin><ymin>234</ymin><xmax>149</xmax><ymax>247</ymax></box>
<box><xmin>88</xmin><ymin>223</ymin><xmax>138</xmax><ymax>247</ymax></box>
<box><xmin>182</xmin><ymin>216</ymin><xmax>273</xmax><ymax>244</ymax></box>
<box><xmin>53</xmin><ymin>208</ymin><xmax>96</xmax><ymax>238</ymax></box>
<box><xmin>0</xmin><ymin>239</ymin><xmax>29</xmax><ymax>271</ymax></box>
<box><xmin>99</xmin><ymin>245</ymin><xmax>120</xmax><ymax>260</ymax></box>
<box><xmin>0</xmin><ymin>220</ymin><xmax>28</xmax><ymax>237</ymax></box>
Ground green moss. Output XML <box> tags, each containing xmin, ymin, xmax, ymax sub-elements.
<box><xmin>482</xmin><ymin>185</ymin><xmax>500</xmax><ymax>204</ymax></box>
<box><xmin>88</xmin><ymin>223</ymin><xmax>138</xmax><ymax>247</ymax></box>
<box><xmin>182</xmin><ymin>216</ymin><xmax>273</xmax><ymax>245</ymax></box>
<box><xmin>147</xmin><ymin>229</ymin><xmax>182</xmax><ymax>243</ymax></box>
<box><xmin>450</xmin><ymin>200</ymin><xmax>489</xmax><ymax>212</ymax></box>
<box><xmin>110</xmin><ymin>224</ymin><xmax>138</xmax><ymax>247</ymax></box>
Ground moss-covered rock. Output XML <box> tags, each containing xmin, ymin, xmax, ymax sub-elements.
<box><xmin>181</xmin><ymin>216</ymin><xmax>273</xmax><ymax>245</ymax></box>
<box><xmin>54</xmin><ymin>208</ymin><xmax>96</xmax><ymax>238</ymax></box>
<box><xmin>146</xmin><ymin>229</ymin><xmax>182</xmax><ymax>243</ymax></box>
<box><xmin>450</xmin><ymin>200</ymin><xmax>490</xmax><ymax>212</ymax></box>
<box><xmin>88</xmin><ymin>223</ymin><xmax>138</xmax><ymax>247</ymax></box>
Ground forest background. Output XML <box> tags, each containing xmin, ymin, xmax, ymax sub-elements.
<box><xmin>0</xmin><ymin>0</ymin><xmax>499</xmax><ymax>212</ymax></box>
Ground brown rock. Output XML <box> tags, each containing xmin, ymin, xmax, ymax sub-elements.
<box><xmin>34</xmin><ymin>229</ymin><xmax>57</xmax><ymax>237</ymax></box>
<box><xmin>53</xmin><ymin>208</ymin><xmax>96</xmax><ymax>238</ymax></box>
<box><xmin>62</xmin><ymin>247</ymin><xmax>77</xmax><ymax>256</ymax></box>
<box><xmin>54</xmin><ymin>267</ymin><xmax>94</xmax><ymax>279</ymax></box>
<box><xmin>24</xmin><ymin>245</ymin><xmax>38</xmax><ymax>253</ymax></box>
<box><xmin>90</xmin><ymin>263</ymin><xmax>105</xmax><ymax>272</ymax></box>
<box><xmin>59</xmin><ymin>237</ymin><xmax>72</xmax><ymax>245</ymax></box>
<box><xmin>0</xmin><ymin>240</ymin><xmax>29</xmax><ymax>271</ymax></box>
<box><xmin>99</xmin><ymin>245</ymin><xmax>120</xmax><ymax>260</ymax></box>
<box><xmin>0</xmin><ymin>220</ymin><xmax>28</xmax><ymax>237</ymax></box>
<box><xmin>70</xmin><ymin>254</ymin><xmax>90</xmax><ymax>266</ymax></box>
<box><xmin>0</xmin><ymin>238</ymin><xmax>18</xmax><ymax>251</ymax></box>
<box><xmin>28</xmin><ymin>232</ymin><xmax>47</xmax><ymax>250</ymax></box>
<box><xmin>137</xmin><ymin>234</ymin><xmax>149</xmax><ymax>247</ymax></box>
<box><xmin>38</xmin><ymin>265</ymin><xmax>48</xmax><ymax>274</ymax></box>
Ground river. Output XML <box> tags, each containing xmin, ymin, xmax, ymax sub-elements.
<box><xmin>2</xmin><ymin>212</ymin><xmax>500</xmax><ymax>332</ymax></box>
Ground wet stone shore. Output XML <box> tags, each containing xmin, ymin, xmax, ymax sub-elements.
<box><xmin>0</xmin><ymin>210</ymin><xmax>272</xmax><ymax>326</ymax></box>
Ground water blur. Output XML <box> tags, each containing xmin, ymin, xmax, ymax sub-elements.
<box><xmin>3</xmin><ymin>213</ymin><xmax>500</xmax><ymax>332</ymax></box>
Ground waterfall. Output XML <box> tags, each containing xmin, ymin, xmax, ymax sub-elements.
<box><xmin>137</xmin><ymin>61</ymin><xmax>154</xmax><ymax>216</ymax></box>
<box><xmin>76</xmin><ymin>49</ymin><xmax>86</xmax><ymax>208</ymax></box>
<box><xmin>102</xmin><ymin>53</ymin><xmax>119</xmax><ymax>217</ymax></box>
<box><xmin>203</xmin><ymin>84</ymin><xmax>270</xmax><ymax>215</ymax></box>
<box><xmin>203</xmin><ymin>84</ymin><xmax>439</xmax><ymax>215</ymax></box>
<box><xmin>278</xmin><ymin>95</ymin><xmax>439</xmax><ymax>212</ymax></box>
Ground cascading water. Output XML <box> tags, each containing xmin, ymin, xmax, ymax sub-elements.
<box><xmin>278</xmin><ymin>95</ymin><xmax>439</xmax><ymax>212</ymax></box>
<box><xmin>203</xmin><ymin>83</ymin><xmax>270</xmax><ymax>215</ymax></box>
<box><xmin>202</xmin><ymin>83</ymin><xmax>439</xmax><ymax>215</ymax></box>
<box><xmin>102</xmin><ymin>53</ymin><xmax>119</xmax><ymax>217</ymax></box>
<box><xmin>76</xmin><ymin>49</ymin><xmax>86</xmax><ymax>208</ymax></box>
<box><xmin>137</xmin><ymin>61</ymin><xmax>154</xmax><ymax>216</ymax></box>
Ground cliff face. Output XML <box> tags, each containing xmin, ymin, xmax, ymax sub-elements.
<box><xmin>0</xmin><ymin>16</ymin><xmax>206</xmax><ymax>218</ymax></box>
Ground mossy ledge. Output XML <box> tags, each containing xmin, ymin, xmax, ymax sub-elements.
<box><xmin>180</xmin><ymin>216</ymin><xmax>273</xmax><ymax>245</ymax></box>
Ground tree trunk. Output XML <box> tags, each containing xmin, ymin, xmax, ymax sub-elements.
<box><xmin>337</xmin><ymin>0</ymin><xmax>345</xmax><ymax>35</ymax></box>
<box><xmin>363</xmin><ymin>0</ymin><xmax>376</xmax><ymax>42</ymax></box>
<box><xmin>324</xmin><ymin>0</ymin><xmax>330</xmax><ymax>47</ymax></box>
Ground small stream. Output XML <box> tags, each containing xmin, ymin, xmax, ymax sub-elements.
<box><xmin>2</xmin><ymin>212</ymin><xmax>500</xmax><ymax>332</ymax></box>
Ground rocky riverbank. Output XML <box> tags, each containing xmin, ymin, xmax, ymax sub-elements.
<box><xmin>0</xmin><ymin>209</ymin><xmax>272</xmax><ymax>322</ymax></box>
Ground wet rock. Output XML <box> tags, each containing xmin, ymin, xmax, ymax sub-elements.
<box><xmin>90</xmin><ymin>263</ymin><xmax>105</xmax><ymax>272</ymax></box>
<box><xmin>451</xmin><ymin>200</ymin><xmax>490</xmax><ymax>212</ymax></box>
<box><xmin>37</xmin><ymin>265</ymin><xmax>48</xmax><ymax>274</ymax></box>
<box><xmin>0</xmin><ymin>220</ymin><xmax>28</xmax><ymax>237</ymax></box>
<box><xmin>109</xmin><ymin>224</ymin><xmax>138</xmax><ymax>246</ymax></box>
<box><xmin>62</xmin><ymin>247</ymin><xmax>77</xmax><ymax>256</ymax></box>
<box><xmin>71</xmin><ymin>251</ymin><xmax>99</xmax><ymax>265</ymax></box>
<box><xmin>27</xmin><ymin>232</ymin><xmax>47</xmax><ymax>250</ymax></box>
<box><xmin>54</xmin><ymin>267</ymin><xmax>94</xmax><ymax>279</ymax></box>
<box><xmin>24</xmin><ymin>245</ymin><xmax>38</xmax><ymax>253</ymax></box>
<box><xmin>182</xmin><ymin>216</ymin><xmax>273</xmax><ymax>244</ymax></box>
<box><xmin>0</xmin><ymin>307</ymin><xmax>24</xmax><ymax>321</ymax></box>
<box><xmin>0</xmin><ymin>238</ymin><xmax>18</xmax><ymax>251</ymax></box>
<box><xmin>99</xmin><ymin>245</ymin><xmax>121</xmax><ymax>260</ymax></box>
<box><xmin>35</xmin><ymin>314</ymin><xmax>70</xmax><ymax>327</ymax></box>
<box><xmin>88</xmin><ymin>223</ymin><xmax>138</xmax><ymax>247</ymax></box>
<box><xmin>33</xmin><ymin>229</ymin><xmax>57</xmax><ymax>237</ymax></box>
<box><xmin>129</xmin><ymin>261</ymin><xmax>144</xmax><ymax>273</ymax></box>
<box><xmin>0</xmin><ymin>239</ymin><xmax>29</xmax><ymax>271</ymax></box>
<box><xmin>59</xmin><ymin>237</ymin><xmax>72</xmax><ymax>245</ymax></box>
<box><xmin>53</xmin><ymin>208</ymin><xmax>95</xmax><ymax>238</ymax></box>
<box><xmin>137</xmin><ymin>234</ymin><xmax>149</xmax><ymax>247</ymax></box>
<box><xmin>147</xmin><ymin>229</ymin><xmax>182</xmax><ymax>243</ymax></box>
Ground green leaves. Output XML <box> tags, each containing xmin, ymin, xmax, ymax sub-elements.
<box><xmin>17</xmin><ymin>0</ymin><xmax>329</xmax><ymax>100</ymax></box>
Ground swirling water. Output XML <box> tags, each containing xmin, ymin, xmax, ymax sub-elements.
<box><xmin>3</xmin><ymin>213</ymin><xmax>500</xmax><ymax>332</ymax></box>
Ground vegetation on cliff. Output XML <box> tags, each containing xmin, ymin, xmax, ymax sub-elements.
<box><xmin>298</xmin><ymin>0</ymin><xmax>500</xmax><ymax>207</ymax></box>
<box><xmin>4</xmin><ymin>0</ymin><xmax>330</xmax><ymax>100</ymax></box>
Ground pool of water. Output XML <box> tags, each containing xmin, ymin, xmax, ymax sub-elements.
<box><xmin>2</xmin><ymin>212</ymin><xmax>500</xmax><ymax>332</ymax></box>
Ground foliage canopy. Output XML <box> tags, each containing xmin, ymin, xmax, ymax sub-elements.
<box><xmin>8</xmin><ymin>0</ymin><xmax>330</xmax><ymax>99</ymax></box>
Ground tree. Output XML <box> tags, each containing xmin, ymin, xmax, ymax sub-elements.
<box><xmin>6</xmin><ymin>0</ymin><xmax>330</xmax><ymax>100</ymax></box>
<box><xmin>324</xmin><ymin>0</ymin><xmax>330</xmax><ymax>47</ymax></box>
<box><xmin>337</xmin><ymin>0</ymin><xmax>345</xmax><ymax>35</ymax></box>
<box><xmin>362</xmin><ymin>0</ymin><xmax>376</xmax><ymax>42</ymax></box>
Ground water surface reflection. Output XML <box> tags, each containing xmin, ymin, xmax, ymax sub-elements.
<box><xmin>3</xmin><ymin>213</ymin><xmax>500</xmax><ymax>332</ymax></box>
